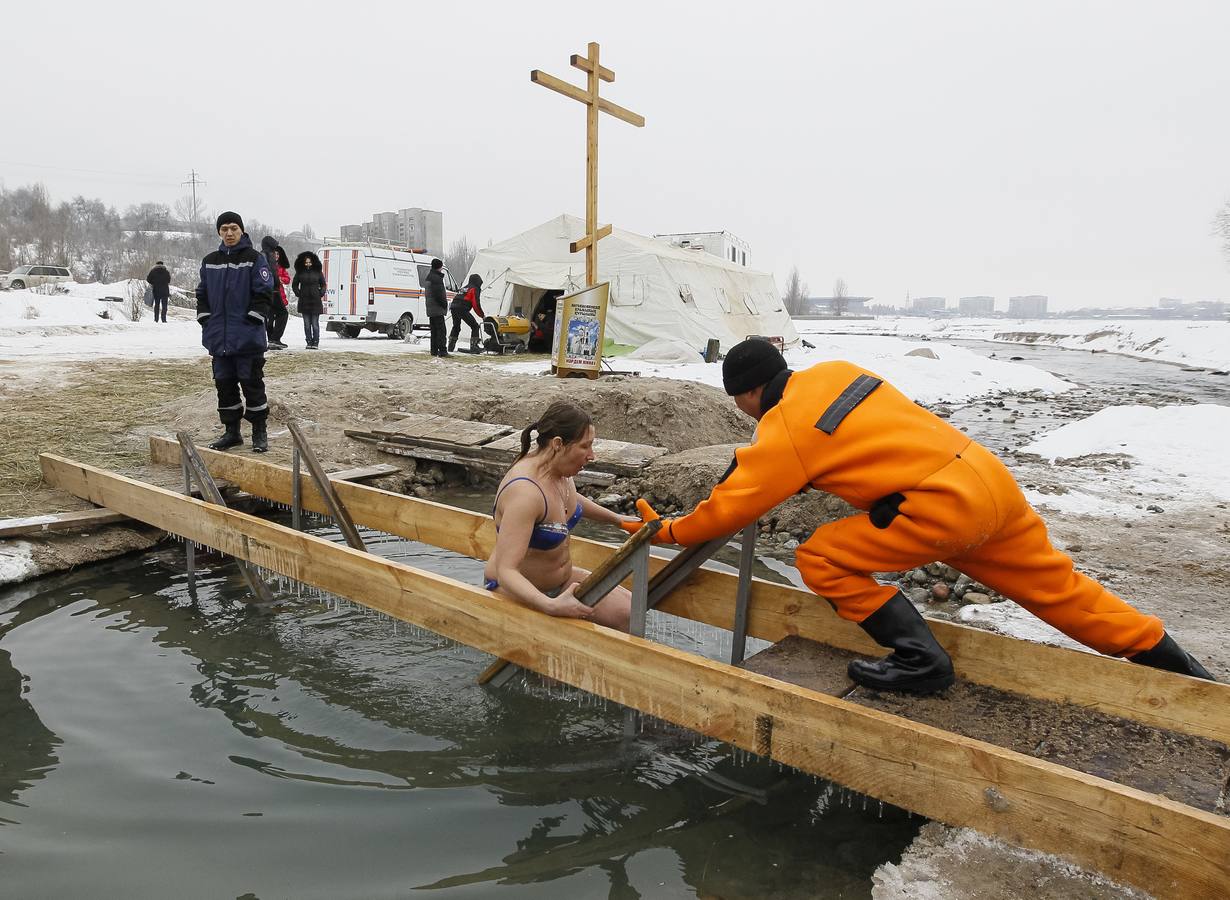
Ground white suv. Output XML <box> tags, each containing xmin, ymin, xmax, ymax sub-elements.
<box><xmin>0</xmin><ymin>265</ymin><xmax>73</xmax><ymax>291</ymax></box>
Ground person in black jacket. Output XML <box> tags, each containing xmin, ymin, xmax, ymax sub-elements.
<box><xmin>145</xmin><ymin>261</ymin><xmax>172</xmax><ymax>323</ymax></box>
<box><xmin>260</xmin><ymin>236</ymin><xmax>291</xmax><ymax>349</ymax></box>
<box><xmin>423</xmin><ymin>257</ymin><xmax>449</xmax><ymax>358</ymax></box>
<box><xmin>292</xmin><ymin>251</ymin><xmax>326</xmax><ymax>349</ymax></box>
<box><xmin>448</xmin><ymin>273</ymin><xmax>484</xmax><ymax>353</ymax></box>
<box><xmin>196</xmin><ymin>211</ymin><xmax>275</xmax><ymax>452</ymax></box>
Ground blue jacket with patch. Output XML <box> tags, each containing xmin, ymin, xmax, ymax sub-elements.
<box><xmin>195</xmin><ymin>233</ymin><xmax>274</xmax><ymax>357</ymax></box>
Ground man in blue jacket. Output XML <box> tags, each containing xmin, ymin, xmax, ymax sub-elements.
<box><xmin>196</xmin><ymin>211</ymin><xmax>276</xmax><ymax>452</ymax></box>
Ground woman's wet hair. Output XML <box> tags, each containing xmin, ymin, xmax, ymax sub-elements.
<box><xmin>517</xmin><ymin>400</ymin><xmax>592</xmax><ymax>460</ymax></box>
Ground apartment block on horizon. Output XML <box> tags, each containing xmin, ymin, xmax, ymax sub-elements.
<box><xmin>1008</xmin><ymin>295</ymin><xmax>1048</xmax><ymax>318</ymax></box>
<box><xmin>911</xmin><ymin>296</ymin><xmax>946</xmax><ymax>313</ymax></box>
<box><xmin>339</xmin><ymin>207</ymin><xmax>443</xmax><ymax>257</ymax></box>
<box><xmin>958</xmin><ymin>295</ymin><xmax>995</xmax><ymax>316</ymax></box>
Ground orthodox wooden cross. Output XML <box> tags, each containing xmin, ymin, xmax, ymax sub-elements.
<box><xmin>531</xmin><ymin>42</ymin><xmax>645</xmax><ymax>286</ymax></box>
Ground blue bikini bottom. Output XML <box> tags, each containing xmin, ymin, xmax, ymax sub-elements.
<box><xmin>484</xmin><ymin>578</ymin><xmax>563</xmax><ymax>598</ymax></box>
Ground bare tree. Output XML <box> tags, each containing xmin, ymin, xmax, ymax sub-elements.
<box><xmin>1216</xmin><ymin>200</ymin><xmax>1230</xmax><ymax>263</ymax></box>
<box><xmin>783</xmin><ymin>265</ymin><xmax>809</xmax><ymax>316</ymax></box>
<box><xmin>832</xmin><ymin>277</ymin><xmax>849</xmax><ymax>317</ymax></box>
<box><xmin>174</xmin><ymin>193</ymin><xmax>206</xmax><ymax>232</ymax></box>
<box><xmin>445</xmin><ymin>234</ymin><xmax>477</xmax><ymax>281</ymax></box>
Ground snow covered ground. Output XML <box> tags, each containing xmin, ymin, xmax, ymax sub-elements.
<box><xmin>1019</xmin><ymin>403</ymin><xmax>1230</xmax><ymax>518</ymax></box>
<box><xmin>503</xmin><ymin>333</ymin><xmax>1073</xmax><ymax>405</ymax></box>
<box><xmin>796</xmin><ymin>316</ymin><xmax>1229</xmax><ymax>370</ymax></box>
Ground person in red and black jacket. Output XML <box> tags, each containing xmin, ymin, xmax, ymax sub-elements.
<box><xmin>448</xmin><ymin>273</ymin><xmax>484</xmax><ymax>353</ymax></box>
<box><xmin>260</xmin><ymin>237</ymin><xmax>292</xmax><ymax>349</ymax></box>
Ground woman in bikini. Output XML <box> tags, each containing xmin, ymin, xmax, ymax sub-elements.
<box><xmin>484</xmin><ymin>400</ymin><xmax>639</xmax><ymax>630</ymax></box>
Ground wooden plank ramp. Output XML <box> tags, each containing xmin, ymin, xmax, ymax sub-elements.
<box><xmin>41</xmin><ymin>449</ymin><xmax>1230</xmax><ymax>899</ymax></box>
<box><xmin>347</xmin><ymin>412</ymin><xmax>668</xmax><ymax>479</ymax></box>
<box><xmin>0</xmin><ymin>507</ymin><xmax>129</xmax><ymax>538</ymax></box>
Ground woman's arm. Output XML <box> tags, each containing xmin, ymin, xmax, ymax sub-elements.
<box><xmin>493</xmin><ymin>484</ymin><xmax>592</xmax><ymax>619</ymax></box>
<box><xmin>578</xmin><ymin>492</ymin><xmax>638</xmax><ymax>528</ymax></box>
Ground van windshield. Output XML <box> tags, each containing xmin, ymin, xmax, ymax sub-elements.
<box><xmin>11</xmin><ymin>266</ymin><xmax>31</xmax><ymax>275</ymax></box>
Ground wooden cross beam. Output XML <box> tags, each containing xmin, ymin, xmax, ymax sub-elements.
<box><xmin>531</xmin><ymin>42</ymin><xmax>645</xmax><ymax>286</ymax></box>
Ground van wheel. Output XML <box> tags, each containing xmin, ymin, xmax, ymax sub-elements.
<box><xmin>390</xmin><ymin>313</ymin><xmax>414</xmax><ymax>340</ymax></box>
<box><xmin>340</xmin><ymin>325</ymin><xmax>362</xmax><ymax>339</ymax></box>
<box><xmin>10</xmin><ymin>280</ymin><xmax>25</xmax><ymax>290</ymax></box>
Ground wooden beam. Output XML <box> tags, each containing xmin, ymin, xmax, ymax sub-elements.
<box><xmin>571</xmin><ymin>52</ymin><xmax>615</xmax><ymax>83</ymax></box>
<box><xmin>529</xmin><ymin>70</ymin><xmax>645</xmax><ymax>128</ymax></box>
<box><xmin>597</xmin><ymin>97</ymin><xmax>645</xmax><ymax>128</ymax></box>
<box><xmin>0</xmin><ymin>507</ymin><xmax>129</xmax><ymax>538</ymax></box>
<box><xmin>287</xmin><ymin>422</ymin><xmax>365</xmax><ymax>552</ymax></box>
<box><xmin>329</xmin><ymin>463</ymin><xmax>400</xmax><ymax>482</ymax></box>
<box><xmin>144</xmin><ymin>435</ymin><xmax>1230</xmax><ymax>745</ymax></box>
<box><xmin>569</xmin><ymin>224</ymin><xmax>613</xmax><ymax>253</ymax></box>
<box><xmin>40</xmin><ymin>451</ymin><xmax>1230</xmax><ymax>899</ymax></box>
<box><xmin>530</xmin><ymin>69</ymin><xmax>588</xmax><ymax>104</ymax></box>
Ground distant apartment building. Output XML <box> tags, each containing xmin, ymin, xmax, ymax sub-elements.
<box><xmin>911</xmin><ymin>296</ymin><xmax>946</xmax><ymax>313</ymax></box>
<box><xmin>339</xmin><ymin>207</ymin><xmax>444</xmax><ymax>257</ymax></box>
<box><xmin>1007</xmin><ymin>295</ymin><xmax>1048</xmax><ymax>318</ymax></box>
<box><xmin>654</xmin><ymin>230</ymin><xmax>750</xmax><ymax>266</ymax></box>
<box><xmin>958</xmin><ymin>296</ymin><xmax>995</xmax><ymax>316</ymax></box>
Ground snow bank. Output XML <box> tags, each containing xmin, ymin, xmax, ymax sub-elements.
<box><xmin>1023</xmin><ymin>405</ymin><xmax>1230</xmax><ymax>513</ymax></box>
<box><xmin>0</xmin><ymin>541</ymin><xmax>38</xmax><ymax>586</ymax></box>
<box><xmin>502</xmin><ymin>333</ymin><xmax>1071</xmax><ymax>405</ymax></box>
<box><xmin>797</xmin><ymin>316</ymin><xmax>1230</xmax><ymax>370</ymax></box>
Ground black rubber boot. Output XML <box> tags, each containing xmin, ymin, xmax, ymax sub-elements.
<box><xmin>250</xmin><ymin>419</ymin><xmax>269</xmax><ymax>454</ymax></box>
<box><xmin>847</xmin><ymin>591</ymin><xmax>956</xmax><ymax>694</ymax></box>
<box><xmin>1129</xmin><ymin>632</ymin><xmax>1215</xmax><ymax>681</ymax></box>
<box><xmin>208</xmin><ymin>421</ymin><xmax>243</xmax><ymax>451</ymax></box>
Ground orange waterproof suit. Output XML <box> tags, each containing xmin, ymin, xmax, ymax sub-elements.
<box><xmin>665</xmin><ymin>361</ymin><xmax>1163</xmax><ymax>657</ymax></box>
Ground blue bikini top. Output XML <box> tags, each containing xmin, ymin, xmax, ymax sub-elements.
<box><xmin>493</xmin><ymin>476</ymin><xmax>583</xmax><ymax>551</ymax></box>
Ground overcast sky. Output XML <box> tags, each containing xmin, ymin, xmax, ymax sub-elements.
<box><xmin>3</xmin><ymin>1</ymin><xmax>1228</xmax><ymax>309</ymax></box>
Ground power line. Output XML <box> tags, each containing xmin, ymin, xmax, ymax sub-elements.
<box><xmin>0</xmin><ymin>159</ymin><xmax>180</xmax><ymax>186</ymax></box>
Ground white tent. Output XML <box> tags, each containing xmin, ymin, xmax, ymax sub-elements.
<box><xmin>468</xmin><ymin>215</ymin><xmax>798</xmax><ymax>351</ymax></box>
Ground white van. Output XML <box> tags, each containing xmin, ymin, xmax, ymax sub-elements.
<box><xmin>319</xmin><ymin>240</ymin><xmax>458</xmax><ymax>339</ymax></box>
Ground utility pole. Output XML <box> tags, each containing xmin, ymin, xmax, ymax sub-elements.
<box><xmin>181</xmin><ymin>169</ymin><xmax>206</xmax><ymax>223</ymax></box>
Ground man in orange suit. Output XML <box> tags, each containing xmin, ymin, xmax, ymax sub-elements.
<box><xmin>623</xmin><ymin>338</ymin><xmax>1213</xmax><ymax>693</ymax></box>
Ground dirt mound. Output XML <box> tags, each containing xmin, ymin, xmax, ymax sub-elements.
<box><xmin>160</xmin><ymin>358</ymin><xmax>752</xmax><ymax>457</ymax></box>
<box><xmin>404</xmin><ymin>370</ymin><xmax>752</xmax><ymax>452</ymax></box>
<box><xmin>615</xmin><ymin>443</ymin><xmax>857</xmax><ymax>542</ymax></box>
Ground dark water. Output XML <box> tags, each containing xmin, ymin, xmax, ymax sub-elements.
<box><xmin>0</xmin><ymin>524</ymin><xmax>918</xmax><ymax>899</ymax></box>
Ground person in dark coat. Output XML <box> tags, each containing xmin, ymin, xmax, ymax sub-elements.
<box><xmin>145</xmin><ymin>261</ymin><xmax>172</xmax><ymax>323</ymax></box>
<box><xmin>423</xmin><ymin>257</ymin><xmax>449</xmax><ymax>358</ymax></box>
<box><xmin>292</xmin><ymin>250</ymin><xmax>326</xmax><ymax>349</ymax></box>
<box><xmin>260</xmin><ymin>236</ymin><xmax>291</xmax><ymax>350</ymax></box>
<box><xmin>196</xmin><ymin>211</ymin><xmax>275</xmax><ymax>452</ymax></box>
<box><xmin>448</xmin><ymin>273</ymin><xmax>484</xmax><ymax>353</ymax></box>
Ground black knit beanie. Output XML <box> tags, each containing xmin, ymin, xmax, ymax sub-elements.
<box><xmin>722</xmin><ymin>338</ymin><xmax>788</xmax><ymax>395</ymax></box>
<box><xmin>216</xmin><ymin>211</ymin><xmax>244</xmax><ymax>234</ymax></box>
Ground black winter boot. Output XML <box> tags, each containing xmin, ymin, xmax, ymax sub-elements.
<box><xmin>1129</xmin><ymin>632</ymin><xmax>1215</xmax><ymax>681</ymax></box>
<box><xmin>250</xmin><ymin>419</ymin><xmax>269</xmax><ymax>454</ymax></box>
<box><xmin>208</xmin><ymin>421</ymin><xmax>243</xmax><ymax>451</ymax></box>
<box><xmin>847</xmin><ymin>591</ymin><xmax>956</xmax><ymax>694</ymax></box>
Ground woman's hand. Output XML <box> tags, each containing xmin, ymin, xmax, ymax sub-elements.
<box><xmin>547</xmin><ymin>583</ymin><xmax>593</xmax><ymax>620</ymax></box>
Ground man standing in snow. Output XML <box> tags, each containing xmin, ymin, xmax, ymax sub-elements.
<box><xmin>145</xmin><ymin>260</ymin><xmax>171</xmax><ymax>323</ymax></box>
<box><xmin>196</xmin><ymin>211</ymin><xmax>275</xmax><ymax>452</ymax></box>
<box><xmin>622</xmin><ymin>338</ymin><xmax>1215</xmax><ymax>692</ymax></box>
<box><xmin>423</xmin><ymin>257</ymin><xmax>450</xmax><ymax>358</ymax></box>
